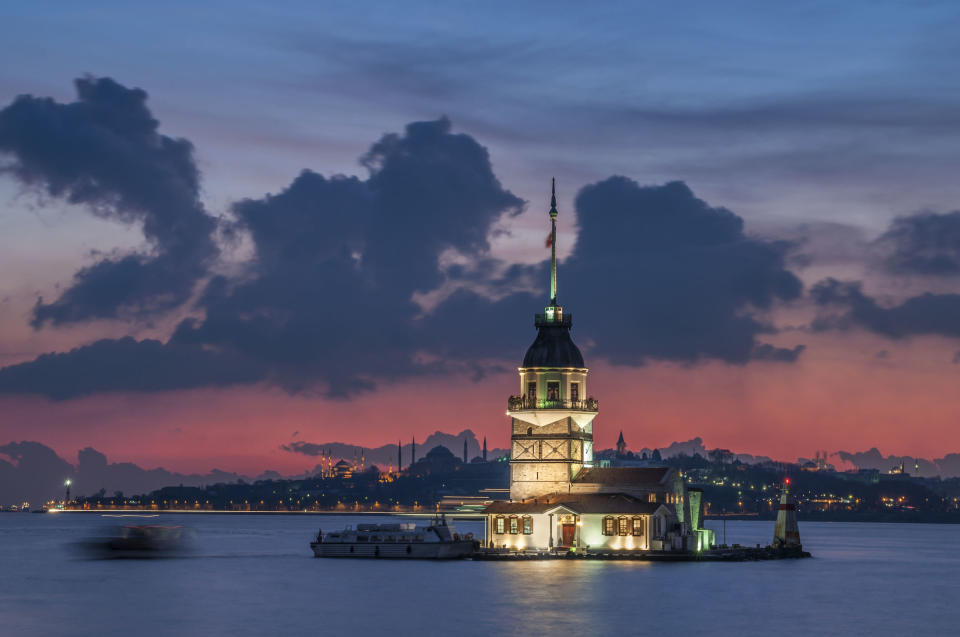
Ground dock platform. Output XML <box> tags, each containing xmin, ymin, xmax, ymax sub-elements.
<box><xmin>472</xmin><ymin>546</ymin><xmax>811</xmax><ymax>562</ymax></box>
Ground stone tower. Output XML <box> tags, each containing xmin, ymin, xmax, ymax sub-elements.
<box><xmin>507</xmin><ymin>180</ymin><xmax>598</xmax><ymax>501</ymax></box>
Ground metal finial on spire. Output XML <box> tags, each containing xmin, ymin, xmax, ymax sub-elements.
<box><xmin>549</xmin><ymin>177</ymin><xmax>558</xmax><ymax>219</ymax></box>
<box><xmin>549</xmin><ymin>178</ymin><xmax>558</xmax><ymax>305</ymax></box>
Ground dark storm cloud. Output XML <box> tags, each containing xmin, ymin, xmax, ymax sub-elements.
<box><xmin>873</xmin><ymin>210</ymin><xmax>960</xmax><ymax>276</ymax></box>
<box><xmin>0</xmin><ymin>76</ymin><xmax>218</xmax><ymax>325</ymax></box>
<box><xmin>0</xmin><ymin>337</ymin><xmax>262</xmax><ymax>400</ymax></box>
<box><xmin>0</xmin><ymin>118</ymin><xmax>805</xmax><ymax>399</ymax></box>
<box><xmin>812</xmin><ymin>278</ymin><xmax>960</xmax><ymax>339</ymax></box>
<box><xmin>562</xmin><ymin>178</ymin><xmax>803</xmax><ymax>364</ymax></box>
<box><xmin>173</xmin><ymin>117</ymin><xmax>523</xmax><ymax>397</ymax></box>
<box><xmin>422</xmin><ymin>178</ymin><xmax>805</xmax><ymax>366</ymax></box>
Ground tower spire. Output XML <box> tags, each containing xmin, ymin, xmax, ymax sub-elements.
<box><xmin>549</xmin><ymin>178</ymin><xmax>558</xmax><ymax>305</ymax></box>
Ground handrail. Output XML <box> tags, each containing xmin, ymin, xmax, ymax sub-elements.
<box><xmin>507</xmin><ymin>395</ymin><xmax>598</xmax><ymax>411</ymax></box>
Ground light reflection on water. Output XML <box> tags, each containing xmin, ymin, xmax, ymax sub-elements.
<box><xmin>1</xmin><ymin>514</ymin><xmax>958</xmax><ymax>636</ymax></box>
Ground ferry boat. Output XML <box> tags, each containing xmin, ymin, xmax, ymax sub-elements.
<box><xmin>310</xmin><ymin>515</ymin><xmax>477</xmax><ymax>559</ymax></box>
<box><xmin>78</xmin><ymin>525</ymin><xmax>192</xmax><ymax>559</ymax></box>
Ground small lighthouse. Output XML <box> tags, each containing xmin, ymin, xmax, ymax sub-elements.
<box><xmin>772</xmin><ymin>478</ymin><xmax>802</xmax><ymax>549</ymax></box>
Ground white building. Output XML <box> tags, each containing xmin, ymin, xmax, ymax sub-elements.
<box><xmin>484</xmin><ymin>181</ymin><xmax>713</xmax><ymax>553</ymax></box>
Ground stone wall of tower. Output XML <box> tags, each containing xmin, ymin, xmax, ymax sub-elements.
<box><xmin>509</xmin><ymin>415</ymin><xmax>594</xmax><ymax>500</ymax></box>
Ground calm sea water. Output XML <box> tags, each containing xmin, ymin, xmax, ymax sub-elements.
<box><xmin>1</xmin><ymin>513</ymin><xmax>957</xmax><ymax>636</ymax></box>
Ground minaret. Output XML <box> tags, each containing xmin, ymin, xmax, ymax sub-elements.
<box><xmin>616</xmin><ymin>431</ymin><xmax>627</xmax><ymax>457</ymax></box>
<box><xmin>463</xmin><ymin>439</ymin><xmax>468</xmax><ymax>463</ymax></box>
<box><xmin>482</xmin><ymin>437</ymin><xmax>488</xmax><ymax>462</ymax></box>
<box><xmin>398</xmin><ymin>440</ymin><xmax>402</xmax><ymax>472</ymax></box>
<box><xmin>411</xmin><ymin>436</ymin><xmax>416</xmax><ymax>466</ymax></box>
<box><xmin>506</xmin><ymin>180</ymin><xmax>598</xmax><ymax>501</ymax></box>
<box><xmin>773</xmin><ymin>478</ymin><xmax>802</xmax><ymax>549</ymax></box>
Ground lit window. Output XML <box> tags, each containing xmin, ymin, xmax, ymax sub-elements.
<box><xmin>509</xmin><ymin>516</ymin><xmax>519</xmax><ymax>534</ymax></box>
<box><xmin>632</xmin><ymin>517</ymin><xmax>644</xmax><ymax>537</ymax></box>
<box><xmin>618</xmin><ymin>516</ymin><xmax>629</xmax><ymax>536</ymax></box>
<box><xmin>547</xmin><ymin>381</ymin><xmax>560</xmax><ymax>401</ymax></box>
<box><xmin>495</xmin><ymin>516</ymin><xmax>505</xmax><ymax>534</ymax></box>
<box><xmin>570</xmin><ymin>383</ymin><xmax>579</xmax><ymax>402</ymax></box>
<box><xmin>648</xmin><ymin>493</ymin><xmax>657</xmax><ymax>503</ymax></box>
<box><xmin>602</xmin><ymin>516</ymin><xmax>615</xmax><ymax>536</ymax></box>
<box><xmin>522</xmin><ymin>516</ymin><xmax>533</xmax><ymax>535</ymax></box>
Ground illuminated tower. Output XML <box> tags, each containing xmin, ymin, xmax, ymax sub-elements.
<box><xmin>506</xmin><ymin>180</ymin><xmax>598</xmax><ymax>501</ymax></box>
<box><xmin>773</xmin><ymin>478</ymin><xmax>802</xmax><ymax>549</ymax></box>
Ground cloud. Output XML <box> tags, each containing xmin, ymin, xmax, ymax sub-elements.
<box><xmin>562</xmin><ymin>178</ymin><xmax>803</xmax><ymax>364</ymax></box>
<box><xmin>812</xmin><ymin>278</ymin><xmax>960</xmax><ymax>338</ymax></box>
<box><xmin>0</xmin><ymin>76</ymin><xmax>218</xmax><ymax>325</ymax></box>
<box><xmin>873</xmin><ymin>210</ymin><xmax>960</xmax><ymax>276</ymax></box>
<box><xmin>0</xmin><ymin>337</ymin><xmax>262</xmax><ymax>400</ymax></box>
<box><xmin>0</xmin><ymin>117</ymin><xmax>805</xmax><ymax>399</ymax></box>
<box><xmin>281</xmin><ymin>441</ymin><xmax>325</xmax><ymax>457</ymax></box>
<box><xmin>173</xmin><ymin>117</ymin><xmax>523</xmax><ymax>397</ymax></box>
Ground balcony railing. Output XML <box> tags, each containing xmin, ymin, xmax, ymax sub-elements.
<box><xmin>507</xmin><ymin>395</ymin><xmax>598</xmax><ymax>412</ymax></box>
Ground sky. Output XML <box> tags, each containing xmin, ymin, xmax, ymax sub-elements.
<box><xmin>3</xmin><ymin>1</ymin><xmax>960</xmax><ymax>476</ymax></box>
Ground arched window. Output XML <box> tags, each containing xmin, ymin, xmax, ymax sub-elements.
<box><xmin>509</xmin><ymin>516</ymin><xmax>519</xmax><ymax>534</ymax></box>
<box><xmin>495</xmin><ymin>516</ymin><xmax>505</xmax><ymax>534</ymax></box>
<box><xmin>632</xmin><ymin>517</ymin><xmax>644</xmax><ymax>537</ymax></box>
<box><xmin>618</xmin><ymin>516</ymin><xmax>629</xmax><ymax>536</ymax></box>
<box><xmin>522</xmin><ymin>516</ymin><xmax>533</xmax><ymax>534</ymax></box>
<box><xmin>602</xmin><ymin>516</ymin><xmax>615</xmax><ymax>536</ymax></box>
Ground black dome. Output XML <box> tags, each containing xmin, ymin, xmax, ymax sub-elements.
<box><xmin>522</xmin><ymin>324</ymin><xmax>585</xmax><ymax>368</ymax></box>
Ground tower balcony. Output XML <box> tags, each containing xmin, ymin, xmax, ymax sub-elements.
<box><xmin>507</xmin><ymin>395</ymin><xmax>598</xmax><ymax>412</ymax></box>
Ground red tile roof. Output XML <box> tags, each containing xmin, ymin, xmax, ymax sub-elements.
<box><xmin>485</xmin><ymin>492</ymin><xmax>661</xmax><ymax>515</ymax></box>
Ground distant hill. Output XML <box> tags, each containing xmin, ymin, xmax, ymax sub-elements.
<box><xmin>282</xmin><ymin>429</ymin><xmax>507</xmax><ymax>469</ymax></box>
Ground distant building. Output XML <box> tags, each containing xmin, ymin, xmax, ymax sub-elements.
<box><xmin>484</xmin><ymin>182</ymin><xmax>711</xmax><ymax>552</ymax></box>
<box><xmin>616</xmin><ymin>431</ymin><xmax>627</xmax><ymax>458</ymax></box>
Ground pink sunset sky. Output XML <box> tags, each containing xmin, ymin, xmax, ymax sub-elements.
<box><xmin>4</xmin><ymin>4</ymin><xmax>960</xmax><ymax>476</ymax></box>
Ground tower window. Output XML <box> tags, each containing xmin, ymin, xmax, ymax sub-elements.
<box><xmin>547</xmin><ymin>381</ymin><xmax>559</xmax><ymax>401</ymax></box>
<box><xmin>527</xmin><ymin>382</ymin><xmax>536</xmax><ymax>402</ymax></box>
<box><xmin>570</xmin><ymin>383</ymin><xmax>579</xmax><ymax>402</ymax></box>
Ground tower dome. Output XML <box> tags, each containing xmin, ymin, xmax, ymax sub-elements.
<box><xmin>522</xmin><ymin>320</ymin><xmax>584</xmax><ymax>367</ymax></box>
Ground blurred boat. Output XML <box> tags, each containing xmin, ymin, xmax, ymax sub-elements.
<box><xmin>78</xmin><ymin>525</ymin><xmax>192</xmax><ymax>559</ymax></box>
<box><xmin>311</xmin><ymin>514</ymin><xmax>477</xmax><ymax>559</ymax></box>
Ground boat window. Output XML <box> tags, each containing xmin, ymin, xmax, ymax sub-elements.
<box><xmin>618</xmin><ymin>516</ymin><xmax>629</xmax><ymax>536</ymax></box>
<box><xmin>632</xmin><ymin>517</ymin><xmax>644</xmax><ymax>537</ymax></box>
<box><xmin>522</xmin><ymin>515</ymin><xmax>533</xmax><ymax>534</ymax></box>
<box><xmin>356</xmin><ymin>536</ymin><xmax>368</xmax><ymax>542</ymax></box>
<box><xmin>509</xmin><ymin>516</ymin><xmax>519</xmax><ymax>534</ymax></box>
<box><xmin>370</xmin><ymin>536</ymin><xmax>381</xmax><ymax>542</ymax></box>
<box><xmin>495</xmin><ymin>516</ymin><xmax>505</xmax><ymax>534</ymax></box>
<box><xmin>602</xmin><ymin>516</ymin><xmax>615</xmax><ymax>536</ymax></box>
<box><xmin>413</xmin><ymin>535</ymin><xmax>424</xmax><ymax>542</ymax></box>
